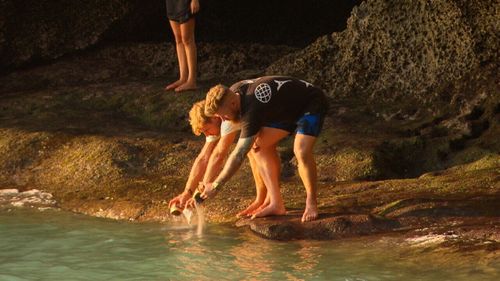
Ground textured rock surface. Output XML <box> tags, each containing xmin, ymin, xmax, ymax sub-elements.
<box><xmin>0</xmin><ymin>42</ymin><xmax>296</xmax><ymax>94</ymax></box>
<box><xmin>267</xmin><ymin>0</ymin><xmax>498</xmax><ymax>115</ymax></box>
<box><xmin>0</xmin><ymin>0</ymin><xmax>131</xmax><ymax>68</ymax></box>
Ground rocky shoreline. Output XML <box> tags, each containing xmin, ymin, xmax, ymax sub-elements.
<box><xmin>0</xmin><ymin>0</ymin><xmax>498</xmax><ymax>258</ymax></box>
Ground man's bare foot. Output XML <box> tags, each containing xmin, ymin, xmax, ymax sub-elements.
<box><xmin>237</xmin><ymin>200</ymin><xmax>264</xmax><ymax>218</ymax></box>
<box><xmin>251</xmin><ymin>203</ymin><xmax>286</xmax><ymax>219</ymax></box>
<box><xmin>301</xmin><ymin>204</ymin><xmax>318</xmax><ymax>222</ymax></box>
<box><xmin>165</xmin><ymin>80</ymin><xmax>185</xmax><ymax>91</ymax></box>
<box><xmin>249</xmin><ymin>200</ymin><xmax>270</xmax><ymax>216</ymax></box>
<box><xmin>175</xmin><ymin>81</ymin><xmax>197</xmax><ymax>92</ymax></box>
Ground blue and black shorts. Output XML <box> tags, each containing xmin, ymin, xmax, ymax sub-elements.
<box><xmin>266</xmin><ymin>95</ymin><xmax>328</xmax><ymax>137</ymax></box>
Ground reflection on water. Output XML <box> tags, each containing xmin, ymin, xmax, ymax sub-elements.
<box><xmin>0</xmin><ymin>208</ymin><xmax>498</xmax><ymax>281</ymax></box>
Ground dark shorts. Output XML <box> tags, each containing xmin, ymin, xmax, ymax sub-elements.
<box><xmin>266</xmin><ymin>94</ymin><xmax>328</xmax><ymax>137</ymax></box>
<box><xmin>166</xmin><ymin>0</ymin><xmax>194</xmax><ymax>23</ymax></box>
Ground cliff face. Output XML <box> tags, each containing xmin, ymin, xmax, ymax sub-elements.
<box><xmin>267</xmin><ymin>0</ymin><xmax>498</xmax><ymax>116</ymax></box>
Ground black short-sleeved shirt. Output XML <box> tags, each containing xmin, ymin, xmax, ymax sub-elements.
<box><xmin>230</xmin><ymin>76</ymin><xmax>327</xmax><ymax>138</ymax></box>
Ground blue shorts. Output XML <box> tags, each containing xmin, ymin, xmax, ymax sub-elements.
<box><xmin>266</xmin><ymin>113</ymin><xmax>325</xmax><ymax>137</ymax></box>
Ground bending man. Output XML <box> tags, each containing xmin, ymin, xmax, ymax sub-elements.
<box><xmin>200</xmin><ymin>76</ymin><xmax>328</xmax><ymax>222</ymax></box>
<box><xmin>169</xmin><ymin>95</ymin><xmax>268</xmax><ymax>217</ymax></box>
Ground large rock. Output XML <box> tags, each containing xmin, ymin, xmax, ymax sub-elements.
<box><xmin>236</xmin><ymin>212</ymin><xmax>400</xmax><ymax>240</ymax></box>
<box><xmin>267</xmin><ymin>0</ymin><xmax>498</xmax><ymax>115</ymax></box>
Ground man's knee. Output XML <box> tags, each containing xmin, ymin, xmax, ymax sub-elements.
<box><xmin>293</xmin><ymin>144</ymin><xmax>313</xmax><ymax>163</ymax></box>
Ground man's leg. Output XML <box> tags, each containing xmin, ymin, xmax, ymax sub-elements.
<box><xmin>294</xmin><ymin>134</ymin><xmax>319</xmax><ymax>222</ymax></box>
<box><xmin>175</xmin><ymin>18</ymin><xmax>197</xmax><ymax>92</ymax></box>
<box><xmin>251</xmin><ymin>127</ymin><xmax>289</xmax><ymax>219</ymax></box>
<box><xmin>236</xmin><ymin>151</ymin><xmax>267</xmax><ymax>217</ymax></box>
<box><xmin>165</xmin><ymin>20</ymin><xmax>188</xmax><ymax>90</ymax></box>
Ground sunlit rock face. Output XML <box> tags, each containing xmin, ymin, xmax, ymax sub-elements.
<box><xmin>0</xmin><ymin>0</ymin><xmax>131</xmax><ymax>68</ymax></box>
<box><xmin>267</xmin><ymin>0</ymin><xmax>498</xmax><ymax>115</ymax></box>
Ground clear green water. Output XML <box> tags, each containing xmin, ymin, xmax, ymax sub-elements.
<box><xmin>0</xmin><ymin>208</ymin><xmax>498</xmax><ymax>281</ymax></box>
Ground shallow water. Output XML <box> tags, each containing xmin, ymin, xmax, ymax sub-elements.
<box><xmin>0</xmin><ymin>208</ymin><xmax>498</xmax><ymax>281</ymax></box>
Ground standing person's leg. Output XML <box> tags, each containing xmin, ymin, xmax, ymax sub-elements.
<box><xmin>175</xmin><ymin>18</ymin><xmax>197</xmax><ymax>92</ymax></box>
<box><xmin>236</xmin><ymin>151</ymin><xmax>267</xmax><ymax>217</ymax></box>
<box><xmin>165</xmin><ymin>20</ymin><xmax>188</xmax><ymax>90</ymax></box>
<box><xmin>293</xmin><ymin>134</ymin><xmax>319</xmax><ymax>222</ymax></box>
<box><xmin>251</xmin><ymin>127</ymin><xmax>289</xmax><ymax>219</ymax></box>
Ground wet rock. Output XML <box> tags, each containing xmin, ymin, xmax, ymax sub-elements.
<box><xmin>236</xmin><ymin>212</ymin><xmax>399</xmax><ymax>240</ymax></box>
<box><xmin>0</xmin><ymin>188</ymin><xmax>56</xmax><ymax>208</ymax></box>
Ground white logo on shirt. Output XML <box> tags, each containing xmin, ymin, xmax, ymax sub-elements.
<box><xmin>254</xmin><ymin>83</ymin><xmax>272</xmax><ymax>103</ymax></box>
<box><xmin>301</xmin><ymin>80</ymin><xmax>313</xmax><ymax>87</ymax></box>
<box><xmin>274</xmin><ymin>79</ymin><xmax>292</xmax><ymax>91</ymax></box>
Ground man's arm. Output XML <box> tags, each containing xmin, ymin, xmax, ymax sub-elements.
<box><xmin>205</xmin><ymin>135</ymin><xmax>257</xmax><ymax>195</ymax></box>
<box><xmin>202</xmin><ymin>131</ymin><xmax>238</xmax><ymax>184</ymax></box>
<box><xmin>169</xmin><ymin>139</ymin><xmax>217</xmax><ymax>208</ymax></box>
<box><xmin>184</xmin><ymin>140</ymin><xmax>218</xmax><ymax>194</ymax></box>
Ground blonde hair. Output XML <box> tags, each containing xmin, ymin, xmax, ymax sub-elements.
<box><xmin>205</xmin><ymin>84</ymin><xmax>228</xmax><ymax>116</ymax></box>
<box><xmin>189</xmin><ymin>100</ymin><xmax>210</xmax><ymax>136</ymax></box>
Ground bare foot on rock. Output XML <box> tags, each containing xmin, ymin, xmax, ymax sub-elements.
<box><xmin>165</xmin><ymin>79</ymin><xmax>185</xmax><ymax>91</ymax></box>
<box><xmin>301</xmin><ymin>204</ymin><xmax>318</xmax><ymax>222</ymax></box>
<box><xmin>251</xmin><ymin>203</ymin><xmax>286</xmax><ymax>219</ymax></box>
<box><xmin>249</xmin><ymin>197</ymin><xmax>271</xmax><ymax>216</ymax></box>
<box><xmin>237</xmin><ymin>200</ymin><xmax>264</xmax><ymax>218</ymax></box>
<box><xmin>175</xmin><ymin>81</ymin><xmax>197</xmax><ymax>92</ymax></box>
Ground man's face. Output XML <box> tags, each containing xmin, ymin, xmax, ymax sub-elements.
<box><xmin>215</xmin><ymin>108</ymin><xmax>236</xmax><ymax>121</ymax></box>
<box><xmin>215</xmin><ymin>96</ymin><xmax>239</xmax><ymax>121</ymax></box>
<box><xmin>201</xmin><ymin>117</ymin><xmax>221</xmax><ymax>136</ymax></box>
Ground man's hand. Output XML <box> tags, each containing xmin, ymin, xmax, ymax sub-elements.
<box><xmin>168</xmin><ymin>191</ymin><xmax>191</xmax><ymax>209</ymax></box>
<box><xmin>201</xmin><ymin>182</ymin><xmax>219</xmax><ymax>200</ymax></box>
<box><xmin>185</xmin><ymin>197</ymin><xmax>197</xmax><ymax>209</ymax></box>
<box><xmin>191</xmin><ymin>0</ymin><xmax>200</xmax><ymax>14</ymax></box>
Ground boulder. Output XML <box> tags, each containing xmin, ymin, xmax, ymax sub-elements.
<box><xmin>267</xmin><ymin>0</ymin><xmax>498</xmax><ymax>115</ymax></box>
